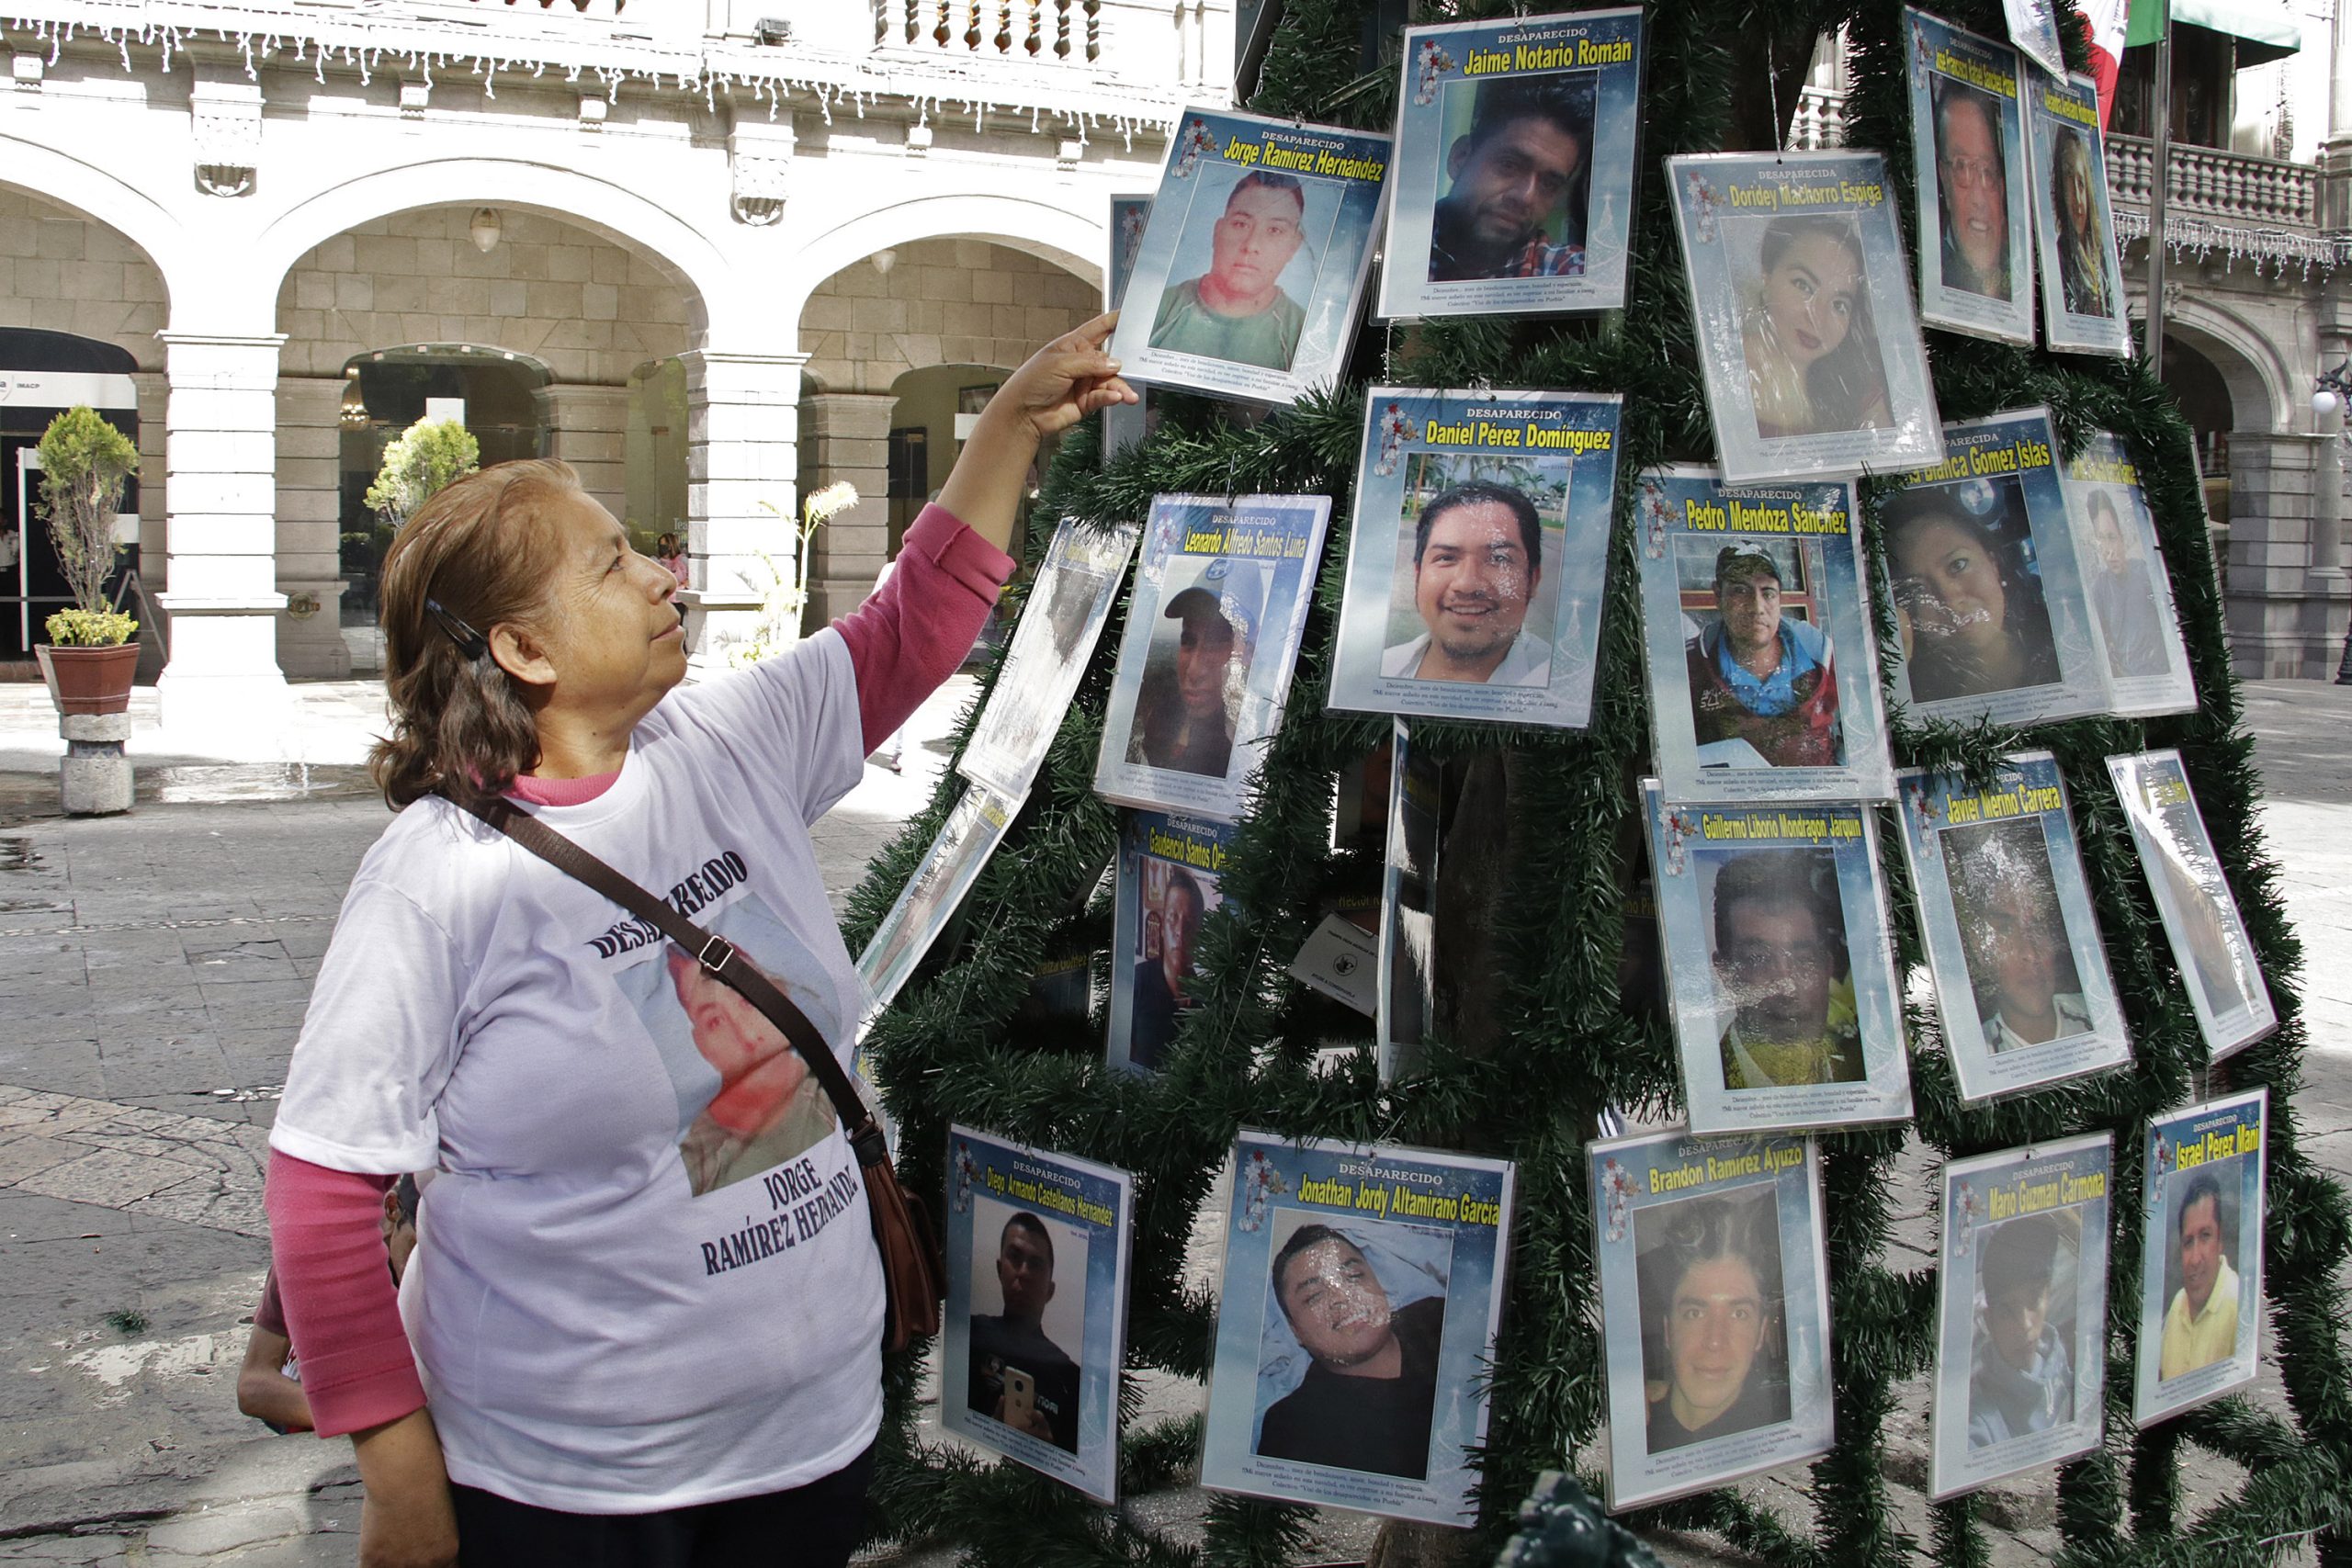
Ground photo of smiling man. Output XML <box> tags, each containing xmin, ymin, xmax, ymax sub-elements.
<box><xmin>1382</xmin><ymin>480</ymin><xmax>1553</xmax><ymax>686</ymax></box>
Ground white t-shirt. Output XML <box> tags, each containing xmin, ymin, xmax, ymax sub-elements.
<box><xmin>271</xmin><ymin>631</ymin><xmax>885</xmax><ymax>1513</ymax></box>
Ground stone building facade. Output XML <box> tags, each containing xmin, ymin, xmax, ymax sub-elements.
<box><xmin>0</xmin><ymin>0</ymin><xmax>1222</xmax><ymax>739</ymax></box>
<box><xmin>1803</xmin><ymin>9</ymin><xmax>2352</xmax><ymax>680</ymax></box>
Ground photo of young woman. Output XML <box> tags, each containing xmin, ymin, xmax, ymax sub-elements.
<box><xmin>1884</xmin><ymin>482</ymin><xmax>2061</xmax><ymax>704</ymax></box>
<box><xmin>1741</xmin><ymin>215</ymin><xmax>1893</xmax><ymax>441</ymax></box>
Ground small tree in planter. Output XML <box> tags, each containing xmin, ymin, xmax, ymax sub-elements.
<box><xmin>34</xmin><ymin>406</ymin><xmax>141</xmax><ymax>715</ymax></box>
<box><xmin>365</xmin><ymin>418</ymin><xmax>479</xmax><ymax>528</ymax></box>
<box><xmin>731</xmin><ymin>481</ymin><xmax>861</xmax><ymax>667</ymax></box>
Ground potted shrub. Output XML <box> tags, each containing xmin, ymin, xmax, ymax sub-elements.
<box><xmin>365</xmin><ymin>416</ymin><xmax>479</xmax><ymax>529</ymax></box>
<box><xmin>31</xmin><ymin>406</ymin><xmax>141</xmax><ymax>716</ymax></box>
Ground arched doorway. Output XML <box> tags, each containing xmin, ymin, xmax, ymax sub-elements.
<box><xmin>0</xmin><ymin>329</ymin><xmax>141</xmax><ymax>662</ymax></box>
<box><xmin>334</xmin><ymin>345</ymin><xmax>550</xmax><ymax>649</ymax></box>
<box><xmin>2162</xmin><ymin>335</ymin><xmax>2235</xmax><ymax>525</ymax></box>
<box><xmin>794</xmin><ymin>237</ymin><xmax>1102</xmax><ymax>626</ymax></box>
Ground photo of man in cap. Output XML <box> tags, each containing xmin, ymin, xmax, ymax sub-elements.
<box><xmin>1684</xmin><ymin>543</ymin><xmax>1842</xmax><ymax>769</ymax></box>
<box><xmin>1381</xmin><ymin>480</ymin><xmax>1554</xmax><ymax>686</ymax></box>
<box><xmin>1150</xmin><ymin>172</ymin><xmax>1313</xmax><ymax>371</ymax></box>
<box><xmin>1129</xmin><ymin>558</ymin><xmax>1262</xmax><ymax>778</ymax></box>
<box><xmin>1426</xmin><ymin>75</ymin><xmax>1595</xmax><ymax>284</ymax></box>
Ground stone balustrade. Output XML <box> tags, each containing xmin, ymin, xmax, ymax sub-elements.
<box><xmin>1792</xmin><ymin>85</ymin><xmax>1849</xmax><ymax>151</ymax></box>
<box><xmin>2106</xmin><ymin>134</ymin><xmax>2320</xmax><ymax>230</ymax></box>
<box><xmin>875</xmin><ymin>0</ymin><xmax>1104</xmax><ymax>62</ymax></box>
<box><xmin>9</xmin><ymin>0</ymin><xmax>1213</xmax><ymax>118</ymax></box>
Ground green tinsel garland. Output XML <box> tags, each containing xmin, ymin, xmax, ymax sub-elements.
<box><xmin>839</xmin><ymin>3</ymin><xmax>2352</xmax><ymax>1564</ymax></box>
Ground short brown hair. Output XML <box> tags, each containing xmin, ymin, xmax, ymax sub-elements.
<box><xmin>368</xmin><ymin>459</ymin><xmax>580</xmax><ymax>810</ymax></box>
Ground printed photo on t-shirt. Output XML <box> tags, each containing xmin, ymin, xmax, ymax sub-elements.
<box><xmin>615</xmin><ymin>888</ymin><xmax>842</xmax><ymax>1198</ymax></box>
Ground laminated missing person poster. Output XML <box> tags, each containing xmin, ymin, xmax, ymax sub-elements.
<box><xmin>1379</xmin><ymin>721</ymin><xmax>1442</xmax><ymax>1079</ymax></box>
<box><xmin>943</xmin><ymin>1126</ymin><xmax>1136</xmax><ymax>1503</ymax></box>
<box><xmin>1884</xmin><ymin>408</ymin><xmax>2109</xmax><ymax>727</ymax></box>
<box><xmin>857</xmin><ymin>784</ymin><xmax>1025</xmax><ymax>1028</ymax></box>
<box><xmin>959</xmin><ymin>520</ymin><xmax>1141</xmax><ymax>800</ymax></box>
<box><xmin>1330</xmin><ymin>388</ymin><xmax>1621</xmax><ymax>728</ymax></box>
<box><xmin>2134</xmin><ymin>1088</ymin><xmax>2268</xmax><ymax>1426</ymax></box>
<box><xmin>2002</xmin><ymin>0</ymin><xmax>2068</xmax><ymax>79</ymax></box>
<box><xmin>2064</xmin><ymin>432</ymin><xmax>2198</xmax><ymax>717</ymax></box>
<box><xmin>1666</xmin><ymin>149</ymin><xmax>1943</xmax><ymax>483</ymax></box>
<box><xmin>1895</xmin><ymin>753</ymin><xmax>2129</xmax><ymax>1102</ymax></box>
<box><xmin>1103</xmin><ymin>194</ymin><xmax>1153</xmax><ymax>460</ymax></box>
<box><xmin>1378</xmin><ymin>8</ymin><xmax>1645</xmax><ymax>320</ymax></box>
<box><xmin>1633</xmin><ymin>467</ymin><xmax>1894</xmax><ymax>803</ymax></box>
<box><xmin>2105</xmin><ymin>750</ymin><xmax>2278</xmax><ymax>1058</ymax></box>
<box><xmin>1929</xmin><ymin>1133</ymin><xmax>2111</xmax><ymax>1500</ymax></box>
<box><xmin>1640</xmin><ymin>783</ymin><xmax>1912</xmax><ymax>1134</ymax></box>
<box><xmin>1203</xmin><ymin>1131</ymin><xmax>1515</xmax><ymax>1525</ymax></box>
<box><xmin>1095</xmin><ymin>492</ymin><xmax>1331</xmax><ymax>822</ymax></box>
<box><xmin>1905</xmin><ymin>9</ymin><xmax>2034</xmax><ymax>344</ymax></box>
<box><xmin>2027</xmin><ymin>72</ymin><xmax>2131</xmax><ymax>357</ymax></box>
<box><xmin>1108</xmin><ymin>108</ymin><xmax>1390</xmax><ymax>405</ymax></box>
<box><xmin>1589</xmin><ymin>1126</ymin><xmax>1833</xmax><ymax>1511</ymax></box>
<box><xmin>1107</xmin><ymin>808</ymin><xmax>1238</xmax><ymax>1076</ymax></box>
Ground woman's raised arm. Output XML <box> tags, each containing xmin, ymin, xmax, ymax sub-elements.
<box><xmin>936</xmin><ymin>313</ymin><xmax>1135</xmax><ymax>554</ymax></box>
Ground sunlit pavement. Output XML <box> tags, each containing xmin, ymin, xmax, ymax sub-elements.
<box><xmin>0</xmin><ymin>676</ymin><xmax>2343</xmax><ymax>1565</ymax></box>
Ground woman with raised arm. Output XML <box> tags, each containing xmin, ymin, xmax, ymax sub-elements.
<box><xmin>264</xmin><ymin>321</ymin><xmax>1134</xmax><ymax>1568</ymax></box>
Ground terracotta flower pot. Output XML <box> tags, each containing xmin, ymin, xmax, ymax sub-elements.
<box><xmin>35</xmin><ymin>643</ymin><xmax>141</xmax><ymax>716</ymax></box>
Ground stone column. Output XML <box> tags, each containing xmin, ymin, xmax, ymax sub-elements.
<box><xmin>2325</xmin><ymin>0</ymin><xmax>2352</xmax><ymax>231</ymax></box>
<box><xmin>536</xmin><ymin>383</ymin><xmax>633</xmax><ymax>527</ymax></box>
<box><xmin>156</xmin><ymin>332</ymin><xmax>289</xmax><ymax>742</ymax></box>
<box><xmin>679</xmin><ymin>349</ymin><xmax>806</xmax><ymax>675</ymax></box>
<box><xmin>2223</xmin><ymin>432</ymin><xmax>2328</xmax><ymax>679</ymax></box>
<box><xmin>275</xmin><ymin>375</ymin><xmax>349</xmax><ymax>680</ymax></box>
<box><xmin>796</xmin><ymin>389</ymin><xmax>896</xmax><ymax>628</ymax></box>
<box><xmin>2313</xmin><ymin>327</ymin><xmax>2352</xmax><ymax>681</ymax></box>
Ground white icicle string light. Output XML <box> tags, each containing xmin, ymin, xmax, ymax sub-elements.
<box><xmin>8</xmin><ymin>9</ymin><xmax>1187</xmax><ymax>145</ymax></box>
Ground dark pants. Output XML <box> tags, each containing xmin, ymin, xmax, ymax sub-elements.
<box><xmin>450</xmin><ymin>1444</ymin><xmax>875</xmax><ymax>1568</ymax></box>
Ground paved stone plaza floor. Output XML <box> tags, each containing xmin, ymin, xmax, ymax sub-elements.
<box><xmin>0</xmin><ymin>676</ymin><xmax>2346</xmax><ymax>1564</ymax></box>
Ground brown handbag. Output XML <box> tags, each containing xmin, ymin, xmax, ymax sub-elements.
<box><xmin>447</xmin><ymin>794</ymin><xmax>944</xmax><ymax>1351</ymax></box>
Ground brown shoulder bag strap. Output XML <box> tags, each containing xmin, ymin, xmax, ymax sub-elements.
<box><xmin>445</xmin><ymin>793</ymin><xmax>891</xmax><ymax>1171</ymax></box>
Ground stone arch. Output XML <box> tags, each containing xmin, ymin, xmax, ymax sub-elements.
<box><xmin>775</xmin><ymin>193</ymin><xmax>1102</xmax><ymax>333</ymax></box>
<box><xmin>2162</xmin><ymin>299</ymin><xmax>2295</xmax><ymax>435</ymax></box>
<box><xmin>243</xmin><ymin>159</ymin><xmax>741</xmax><ymax>346</ymax></box>
<box><xmin>0</xmin><ymin>137</ymin><xmax>185</xmax><ymax>337</ymax></box>
<box><xmin>273</xmin><ymin>204</ymin><xmax>700</xmax><ymax>388</ymax></box>
<box><xmin>0</xmin><ymin>164</ymin><xmax>177</xmax><ymax>371</ymax></box>
<box><xmin>797</xmin><ymin>236</ymin><xmax>1100</xmax><ymax>396</ymax></box>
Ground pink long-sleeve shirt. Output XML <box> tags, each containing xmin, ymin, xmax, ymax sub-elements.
<box><xmin>266</xmin><ymin>502</ymin><xmax>1010</xmax><ymax>1438</ymax></box>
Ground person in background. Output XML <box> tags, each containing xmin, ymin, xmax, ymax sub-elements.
<box><xmin>241</xmin><ymin>1175</ymin><xmax>420</xmax><ymax>1437</ymax></box>
<box><xmin>655</xmin><ymin>532</ymin><xmax>690</xmax><ymax>591</ymax></box>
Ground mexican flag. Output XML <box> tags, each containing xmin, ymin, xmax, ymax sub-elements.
<box><xmin>2080</xmin><ymin>0</ymin><xmax>2141</xmax><ymax>129</ymax></box>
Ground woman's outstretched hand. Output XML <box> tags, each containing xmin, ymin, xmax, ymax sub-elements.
<box><xmin>989</xmin><ymin>313</ymin><xmax>1137</xmax><ymax>443</ymax></box>
<box><xmin>937</xmin><ymin>314</ymin><xmax>1138</xmax><ymax>553</ymax></box>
